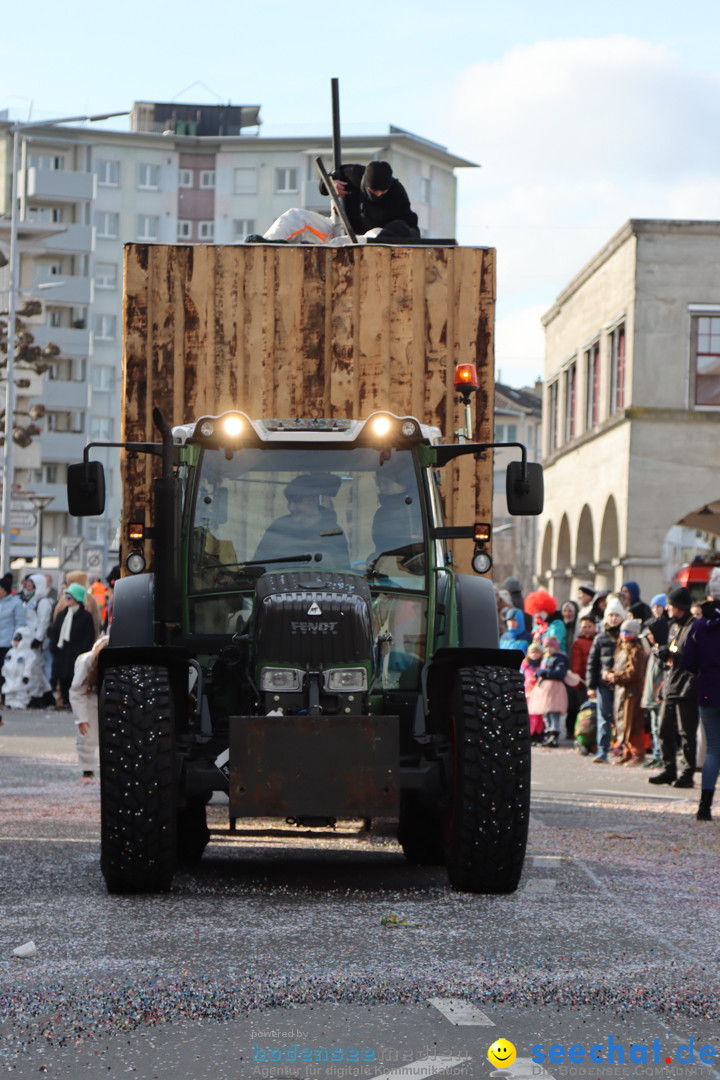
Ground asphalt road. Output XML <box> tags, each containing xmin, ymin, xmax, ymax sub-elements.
<box><xmin>1</xmin><ymin>708</ymin><xmax>720</xmax><ymax>1079</ymax></box>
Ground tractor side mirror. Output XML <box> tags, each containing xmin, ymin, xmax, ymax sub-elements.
<box><xmin>67</xmin><ymin>460</ymin><xmax>106</xmax><ymax>517</ymax></box>
<box><xmin>506</xmin><ymin>461</ymin><xmax>544</xmax><ymax>516</ymax></box>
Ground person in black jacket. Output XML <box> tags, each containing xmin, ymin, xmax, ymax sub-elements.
<box><xmin>48</xmin><ymin>583</ymin><xmax>96</xmax><ymax>709</ymax></box>
<box><xmin>248</xmin><ymin>161</ymin><xmax>419</xmax><ymax>245</ymax></box>
<box><xmin>648</xmin><ymin>586</ymin><xmax>698</xmax><ymax>787</ymax></box>
<box><xmin>585</xmin><ymin>596</ymin><xmax>625</xmax><ymax>762</ymax></box>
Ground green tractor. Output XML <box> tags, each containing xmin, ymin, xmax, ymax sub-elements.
<box><xmin>68</xmin><ymin>401</ymin><xmax>543</xmax><ymax>895</ymax></box>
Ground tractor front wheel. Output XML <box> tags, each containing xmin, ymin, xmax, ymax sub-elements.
<box><xmin>444</xmin><ymin>665</ymin><xmax>530</xmax><ymax>894</ymax></box>
<box><xmin>100</xmin><ymin>665</ymin><xmax>177</xmax><ymax>894</ymax></box>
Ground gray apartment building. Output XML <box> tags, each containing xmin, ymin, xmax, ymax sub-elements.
<box><xmin>0</xmin><ymin>101</ymin><xmax>475</xmax><ymax>570</ymax></box>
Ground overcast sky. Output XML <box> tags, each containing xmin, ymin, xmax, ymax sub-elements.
<box><xmin>4</xmin><ymin>0</ymin><xmax>720</xmax><ymax>389</ymax></box>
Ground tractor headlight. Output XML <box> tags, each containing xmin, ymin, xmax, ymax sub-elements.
<box><xmin>260</xmin><ymin>667</ymin><xmax>304</xmax><ymax>692</ymax></box>
<box><xmin>324</xmin><ymin>668</ymin><xmax>368</xmax><ymax>692</ymax></box>
<box><xmin>223</xmin><ymin>415</ymin><xmax>243</xmax><ymax>437</ymax></box>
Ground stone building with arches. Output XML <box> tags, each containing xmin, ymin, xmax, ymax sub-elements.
<box><xmin>538</xmin><ymin>219</ymin><xmax>720</xmax><ymax>603</ymax></box>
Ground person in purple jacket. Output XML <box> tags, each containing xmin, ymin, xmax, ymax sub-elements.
<box><xmin>680</xmin><ymin>568</ymin><xmax>720</xmax><ymax>820</ymax></box>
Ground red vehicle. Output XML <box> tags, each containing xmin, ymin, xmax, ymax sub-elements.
<box><xmin>672</xmin><ymin>556</ymin><xmax>720</xmax><ymax>603</ymax></box>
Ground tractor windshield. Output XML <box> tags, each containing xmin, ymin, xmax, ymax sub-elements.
<box><xmin>189</xmin><ymin>445</ymin><xmax>426</xmax><ymax>593</ymax></box>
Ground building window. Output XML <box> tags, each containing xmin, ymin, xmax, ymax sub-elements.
<box><xmin>46</xmin><ymin>410</ymin><xmax>84</xmax><ymax>433</ymax></box>
<box><xmin>234</xmin><ymin>167</ymin><xmax>257</xmax><ymax>194</ymax></box>
<box><xmin>29</xmin><ymin>154</ymin><xmax>64</xmax><ymax>171</ymax></box>
<box><xmin>177</xmin><ymin>220</ymin><xmax>192</xmax><ymax>240</ymax></box>
<box><xmin>90</xmin><ymin>417</ymin><xmax>113</xmax><ymax>440</ymax></box>
<box><xmin>95</xmin><ymin>263</ymin><xmax>117</xmax><ymax>290</ymax></box>
<box><xmin>49</xmin><ymin>310</ymin><xmax>62</xmax><ymax>328</ymax></box>
<box><xmin>198</xmin><ymin>221</ymin><xmax>214</xmax><ymax>239</ymax></box>
<box><xmin>693</xmin><ymin>315</ymin><xmax>720</xmax><ymax>406</ymax></box>
<box><xmin>233</xmin><ymin>218</ymin><xmax>255</xmax><ymax>241</ymax></box>
<box><xmin>95</xmin><ymin>211</ymin><xmax>119</xmax><ymax>238</ymax></box>
<box><xmin>200</xmin><ymin>170</ymin><xmax>216</xmax><ymax>188</ymax></box>
<box><xmin>138</xmin><ymin>163</ymin><xmax>160</xmax><ymax>190</ymax></box>
<box><xmin>564</xmin><ymin>361</ymin><xmax>577</xmax><ymax>441</ymax></box>
<box><xmin>275</xmin><ymin>167</ymin><xmax>298</xmax><ymax>194</ymax></box>
<box><xmin>547</xmin><ymin>380</ymin><xmax>559</xmax><ymax>453</ymax></box>
<box><xmin>421</xmin><ymin>177</ymin><xmax>432</xmax><ymax>205</ymax></box>
<box><xmin>495</xmin><ymin>423</ymin><xmax>518</xmax><ymax>443</ymax></box>
<box><xmin>96</xmin><ymin>159</ymin><xmax>120</xmax><ymax>186</ymax></box>
<box><xmin>28</xmin><ymin>465</ymin><xmax>59</xmax><ymax>484</ymax></box>
<box><xmin>28</xmin><ymin>206</ymin><xmax>63</xmax><ymax>224</ymax></box>
<box><xmin>91</xmin><ymin>365</ymin><xmax>115</xmax><ymax>390</ymax></box>
<box><xmin>137</xmin><ymin>214</ymin><xmax>159</xmax><ymax>241</ymax></box>
<box><xmin>585</xmin><ymin>341</ymin><xmax>600</xmax><ymax>428</ymax></box>
<box><xmin>609</xmin><ymin>322</ymin><xmax>626</xmax><ymax>414</ymax></box>
<box><xmin>179</xmin><ymin>169</ymin><xmax>193</xmax><ymax>188</ymax></box>
<box><xmin>93</xmin><ymin>314</ymin><xmax>116</xmax><ymax>341</ymax></box>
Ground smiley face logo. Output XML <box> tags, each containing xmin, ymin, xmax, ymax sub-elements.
<box><xmin>488</xmin><ymin>1039</ymin><xmax>517</xmax><ymax>1068</ymax></box>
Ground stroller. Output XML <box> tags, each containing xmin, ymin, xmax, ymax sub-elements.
<box><xmin>574</xmin><ymin>699</ymin><xmax>597</xmax><ymax>755</ymax></box>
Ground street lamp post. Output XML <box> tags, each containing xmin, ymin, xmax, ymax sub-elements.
<box><xmin>27</xmin><ymin>493</ymin><xmax>54</xmax><ymax>568</ymax></box>
<box><xmin>0</xmin><ymin>110</ymin><xmax>129</xmax><ymax>575</ymax></box>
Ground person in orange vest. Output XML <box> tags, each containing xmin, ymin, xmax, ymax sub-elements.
<box><xmin>88</xmin><ymin>577</ymin><xmax>110</xmax><ymax>628</ymax></box>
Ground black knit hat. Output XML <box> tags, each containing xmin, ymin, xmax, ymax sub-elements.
<box><xmin>0</xmin><ymin>573</ymin><xmax>13</xmax><ymax>593</ymax></box>
<box><xmin>667</xmin><ymin>585</ymin><xmax>692</xmax><ymax>610</ymax></box>
<box><xmin>363</xmin><ymin>161</ymin><xmax>393</xmax><ymax>191</ymax></box>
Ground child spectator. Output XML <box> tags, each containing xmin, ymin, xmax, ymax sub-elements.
<box><xmin>2</xmin><ymin>631</ymin><xmax>31</xmax><ymax>709</ymax></box>
<box><xmin>521</xmin><ymin>642</ymin><xmax>545</xmax><ymax>744</ymax></box>
<box><xmin>605</xmin><ymin>617</ymin><xmax>647</xmax><ymax>765</ymax></box>
<box><xmin>69</xmin><ymin>634</ymin><xmax>108</xmax><ymax>780</ymax></box>
<box><xmin>641</xmin><ymin>617</ymin><xmax>668</xmax><ymax>768</ymax></box>
<box><xmin>500</xmin><ymin>607</ymin><xmax>532</xmax><ymax>655</ymax></box>
<box><xmin>586</xmin><ymin>597</ymin><xmax>625</xmax><ymax>763</ymax></box>
<box><xmin>527</xmin><ymin>635</ymin><xmax>581</xmax><ymax>747</ymax></box>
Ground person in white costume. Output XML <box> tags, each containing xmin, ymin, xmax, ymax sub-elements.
<box><xmin>20</xmin><ymin>574</ymin><xmax>54</xmax><ymax>707</ymax></box>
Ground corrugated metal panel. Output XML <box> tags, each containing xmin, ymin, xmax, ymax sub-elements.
<box><xmin>122</xmin><ymin>243</ymin><xmax>495</xmax><ymax>572</ymax></box>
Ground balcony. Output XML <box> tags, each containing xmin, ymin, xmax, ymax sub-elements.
<box><xmin>26</xmin><ymin>167</ymin><xmax>96</xmax><ymax>202</ymax></box>
<box><xmin>32</xmin><ymin>325</ymin><xmax>91</xmax><ymax>358</ymax></box>
<box><xmin>40</xmin><ymin>431</ymin><xmax>88</xmax><ymax>462</ymax></box>
<box><xmin>41</xmin><ymin>379</ymin><xmax>91</xmax><ymax>410</ymax></box>
<box><xmin>41</xmin><ymin>224</ymin><xmax>94</xmax><ymax>254</ymax></box>
<box><xmin>32</xmin><ymin>270</ymin><xmax>93</xmax><ymax>305</ymax></box>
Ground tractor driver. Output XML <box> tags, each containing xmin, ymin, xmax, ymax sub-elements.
<box><xmin>253</xmin><ymin>473</ymin><xmax>350</xmax><ymax>568</ymax></box>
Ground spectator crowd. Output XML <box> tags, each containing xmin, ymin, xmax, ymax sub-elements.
<box><xmin>1</xmin><ymin>566</ymin><xmax>119</xmax><ymax>779</ymax></box>
<box><xmin>497</xmin><ymin>573</ymin><xmax>720</xmax><ymax>822</ymax></box>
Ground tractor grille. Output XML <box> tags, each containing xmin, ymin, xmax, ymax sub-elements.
<box><xmin>254</xmin><ymin>571</ymin><xmax>373</xmax><ymax>668</ymax></box>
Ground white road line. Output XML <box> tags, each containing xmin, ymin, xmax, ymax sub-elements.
<box><xmin>429</xmin><ymin>997</ymin><xmax>495</xmax><ymax>1025</ymax></box>
<box><xmin>371</xmin><ymin>1058</ymin><xmax>470</xmax><ymax>1080</ymax></box>
<box><xmin>589</xmin><ymin>788</ymin><xmax>690</xmax><ymax>800</ymax></box>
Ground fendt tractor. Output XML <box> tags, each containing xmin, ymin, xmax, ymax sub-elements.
<box><xmin>67</xmin><ymin>372</ymin><xmax>544</xmax><ymax>897</ymax></box>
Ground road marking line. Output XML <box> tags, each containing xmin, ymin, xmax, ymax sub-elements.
<box><xmin>429</xmin><ymin>997</ymin><xmax>495</xmax><ymax>1025</ymax></box>
<box><xmin>371</xmin><ymin>1058</ymin><xmax>470</xmax><ymax>1079</ymax></box>
<box><xmin>522</xmin><ymin>878</ymin><xmax>557</xmax><ymax>894</ymax></box>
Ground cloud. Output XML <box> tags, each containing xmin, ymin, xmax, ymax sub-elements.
<box><xmin>447</xmin><ymin>36</ymin><xmax>720</xmax><ymax>385</ymax></box>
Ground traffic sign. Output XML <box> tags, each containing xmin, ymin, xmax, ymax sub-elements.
<box><xmin>86</xmin><ymin>548</ymin><xmax>103</xmax><ymax>574</ymax></box>
<box><xmin>10</xmin><ymin>512</ymin><xmax>36</xmax><ymax>529</ymax></box>
<box><xmin>59</xmin><ymin>536</ymin><xmax>85</xmax><ymax>571</ymax></box>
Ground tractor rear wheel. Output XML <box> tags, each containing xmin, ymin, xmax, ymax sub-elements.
<box><xmin>445</xmin><ymin>665</ymin><xmax>530</xmax><ymax>894</ymax></box>
<box><xmin>100</xmin><ymin>665</ymin><xmax>177</xmax><ymax>894</ymax></box>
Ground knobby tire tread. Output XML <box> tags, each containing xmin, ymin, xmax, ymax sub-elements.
<box><xmin>446</xmin><ymin>665</ymin><xmax>530</xmax><ymax>894</ymax></box>
<box><xmin>100</xmin><ymin>665</ymin><xmax>177</xmax><ymax>893</ymax></box>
